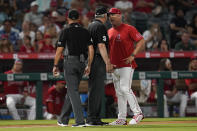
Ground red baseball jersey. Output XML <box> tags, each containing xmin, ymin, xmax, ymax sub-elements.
<box><xmin>108</xmin><ymin>24</ymin><xmax>143</xmax><ymax>68</ymax></box>
<box><xmin>185</xmin><ymin>78</ymin><xmax>197</xmax><ymax>96</ymax></box>
<box><xmin>45</xmin><ymin>85</ymin><xmax>67</xmax><ymax>115</ymax></box>
<box><xmin>3</xmin><ymin>70</ymin><xmax>28</xmax><ymax>95</ymax></box>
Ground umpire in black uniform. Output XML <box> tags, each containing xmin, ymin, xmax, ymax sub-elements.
<box><xmin>53</xmin><ymin>9</ymin><xmax>94</xmax><ymax>127</ymax></box>
<box><xmin>86</xmin><ymin>6</ymin><xmax>114</xmax><ymax>126</ymax></box>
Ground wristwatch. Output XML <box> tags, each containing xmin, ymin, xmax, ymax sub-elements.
<box><xmin>130</xmin><ymin>53</ymin><xmax>135</xmax><ymax>57</ymax></box>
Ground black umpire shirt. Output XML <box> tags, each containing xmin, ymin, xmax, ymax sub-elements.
<box><xmin>57</xmin><ymin>23</ymin><xmax>92</xmax><ymax>57</ymax></box>
<box><xmin>88</xmin><ymin>19</ymin><xmax>109</xmax><ymax>54</ymax></box>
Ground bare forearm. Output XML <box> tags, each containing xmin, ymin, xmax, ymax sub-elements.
<box><xmin>87</xmin><ymin>45</ymin><xmax>94</xmax><ymax>67</ymax></box>
<box><xmin>133</xmin><ymin>39</ymin><xmax>145</xmax><ymax>55</ymax></box>
<box><xmin>98</xmin><ymin>43</ymin><xmax>110</xmax><ymax>65</ymax></box>
<box><xmin>54</xmin><ymin>47</ymin><xmax>64</xmax><ymax>66</ymax></box>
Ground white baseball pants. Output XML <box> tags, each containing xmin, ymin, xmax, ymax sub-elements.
<box><xmin>164</xmin><ymin>91</ymin><xmax>188</xmax><ymax>117</ymax></box>
<box><xmin>6</xmin><ymin>94</ymin><xmax>36</xmax><ymax>120</ymax></box>
<box><xmin>112</xmin><ymin>67</ymin><xmax>142</xmax><ymax>120</ymax></box>
<box><xmin>190</xmin><ymin>91</ymin><xmax>197</xmax><ymax>113</ymax></box>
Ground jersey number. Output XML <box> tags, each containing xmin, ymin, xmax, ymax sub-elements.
<box><xmin>103</xmin><ymin>36</ymin><xmax>106</xmax><ymax>42</ymax></box>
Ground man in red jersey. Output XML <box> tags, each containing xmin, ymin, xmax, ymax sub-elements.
<box><xmin>108</xmin><ymin>8</ymin><xmax>145</xmax><ymax>125</ymax></box>
<box><xmin>44</xmin><ymin>81</ymin><xmax>67</xmax><ymax>120</ymax></box>
<box><xmin>185</xmin><ymin>57</ymin><xmax>197</xmax><ymax>115</ymax></box>
<box><xmin>4</xmin><ymin>59</ymin><xmax>35</xmax><ymax>120</ymax></box>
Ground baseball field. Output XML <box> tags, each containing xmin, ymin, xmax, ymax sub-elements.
<box><xmin>0</xmin><ymin>117</ymin><xmax>197</xmax><ymax>131</ymax></box>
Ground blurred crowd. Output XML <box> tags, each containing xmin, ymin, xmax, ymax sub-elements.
<box><xmin>0</xmin><ymin>0</ymin><xmax>197</xmax><ymax>54</ymax></box>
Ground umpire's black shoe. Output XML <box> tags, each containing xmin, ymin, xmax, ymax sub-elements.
<box><xmin>72</xmin><ymin>123</ymin><xmax>86</xmax><ymax>127</ymax></box>
<box><xmin>98</xmin><ymin>121</ymin><xmax>109</xmax><ymax>125</ymax></box>
<box><xmin>86</xmin><ymin>121</ymin><xmax>108</xmax><ymax>126</ymax></box>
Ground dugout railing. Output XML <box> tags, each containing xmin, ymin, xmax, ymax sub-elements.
<box><xmin>0</xmin><ymin>71</ymin><xmax>197</xmax><ymax>119</ymax></box>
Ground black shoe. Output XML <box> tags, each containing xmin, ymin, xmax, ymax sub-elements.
<box><xmin>86</xmin><ymin>121</ymin><xmax>100</xmax><ymax>126</ymax></box>
<box><xmin>98</xmin><ymin>121</ymin><xmax>108</xmax><ymax>125</ymax></box>
<box><xmin>72</xmin><ymin>123</ymin><xmax>86</xmax><ymax>127</ymax></box>
<box><xmin>86</xmin><ymin>121</ymin><xmax>108</xmax><ymax>126</ymax></box>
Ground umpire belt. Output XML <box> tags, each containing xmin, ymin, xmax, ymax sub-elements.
<box><xmin>64</xmin><ymin>55</ymin><xmax>85</xmax><ymax>62</ymax></box>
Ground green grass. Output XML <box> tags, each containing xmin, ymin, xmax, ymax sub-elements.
<box><xmin>0</xmin><ymin>118</ymin><xmax>197</xmax><ymax>131</ymax></box>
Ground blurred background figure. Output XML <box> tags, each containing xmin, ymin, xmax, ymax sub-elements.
<box><xmin>143</xmin><ymin>23</ymin><xmax>163</xmax><ymax>51</ymax></box>
<box><xmin>185</xmin><ymin>57</ymin><xmax>197</xmax><ymax>116</ymax></box>
<box><xmin>0</xmin><ymin>34</ymin><xmax>13</xmax><ymax>53</ymax></box>
<box><xmin>175</xmin><ymin>31</ymin><xmax>196</xmax><ymax>51</ymax></box>
<box><xmin>3</xmin><ymin>59</ymin><xmax>35</xmax><ymax>120</ymax></box>
<box><xmin>0</xmin><ymin>19</ymin><xmax>20</xmax><ymax>51</ymax></box>
<box><xmin>152</xmin><ymin>58</ymin><xmax>188</xmax><ymax>117</ymax></box>
<box><xmin>44</xmin><ymin>81</ymin><xmax>67</xmax><ymax>120</ymax></box>
<box><xmin>24</xmin><ymin>1</ymin><xmax>43</xmax><ymax>27</ymax></box>
<box><xmin>169</xmin><ymin>8</ymin><xmax>187</xmax><ymax>49</ymax></box>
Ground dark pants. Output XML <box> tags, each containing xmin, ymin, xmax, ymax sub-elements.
<box><xmin>87</xmin><ymin>55</ymin><xmax>106</xmax><ymax>122</ymax></box>
<box><xmin>58</xmin><ymin>57</ymin><xmax>85</xmax><ymax>124</ymax></box>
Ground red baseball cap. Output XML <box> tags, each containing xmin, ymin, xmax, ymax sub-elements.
<box><xmin>56</xmin><ymin>81</ymin><xmax>66</xmax><ymax>84</ymax></box>
<box><xmin>108</xmin><ymin>8</ymin><xmax>121</xmax><ymax>14</ymax></box>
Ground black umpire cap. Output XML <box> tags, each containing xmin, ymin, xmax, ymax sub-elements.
<box><xmin>95</xmin><ymin>6</ymin><xmax>107</xmax><ymax>16</ymax></box>
<box><xmin>68</xmin><ymin>9</ymin><xmax>79</xmax><ymax>20</ymax></box>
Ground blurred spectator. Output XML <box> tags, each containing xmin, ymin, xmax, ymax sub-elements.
<box><xmin>0</xmin><ymin>34</ymin><xmax>13</xmax><ymax>53</ymax></box>
<box><xmin>187</xmin><ymin>13</ymin><xmax>197</xmax><ymax>47</ymax></box>
<box><xmin>169</xmin><ymin>8</ymin><xmax>187</xmax><ymax>49</ymax></box>
<box><xmin>176</xmin><ymin>0</ymin><xmax>197</xmax><ymax>11</ymax></box>
<box><xmin>132</xmin><ymin>0</ymin><xmax>155</xmax><ymax>14</ymax></box>
<box><xmin>3</xmin><ymin>59</ymin><xmax>35</xmax><ymax>120</ymax></box>
<box><xmin>19</xmin><ymin>21</ymin><xmax>35</xmax><ymax>45</ymax></box>
<box><xmin>0</xmin><ymin>19</ymin><xmax>20</xmax><ymax>51</ymax></box>
<box><xmin>19</xmin><ymin>35</ymin><xmax>35</xmax><ymax>53</ymax></box>
<box><xmin>0</xmin><ymin>5</ymin><xmax>8</xmax><ymax>24</ymax></box>
<box><xmin>158</xmin><ymin>39</ymin><xmax>169</xmax><ymax>52</ymax></box>
<box><xmin>44</xmin><ymin>0</ymin><xmax>67</xmax><ymax>27</ymax></box>
<box><xmin>44</xmin><ymin>81</ymin><xmax>67</xmax><ymax>120</ymax></box>
<box><xmin>24</xmin><ymin>1</ymin><xmax>43</xmax><ymax>26</ymax></box>
<box><xmin>33</xmin><ymin>30</ymin><xmax>44</xmax><ymax>52</ymax></box>
<box><xmin>143</xmin><ymin>23</ymin><xmax>163</xmax><ymax>51</ymax></box>
<box><xmin>38</xmin><ymin>15</ymin><xmax>61</xmax><ymax>34</ymax></box>
<box><xmin>38</xmin><ymin>15</ymin><xmax>60</xmax><ymax>46</ymax></box>
<box><xmin>29</xmin><ymin>22</ymin><xmax>38</xmax><ymax>33</ymax></box>
<box><xmin>0</xmin><ymin>0</ymin><xmax>15</xmax><ymax>19</ymax></box>
<box><xmin>114</xmin><ymin>0</ymin><xmax>133</xmax><ymax>13</ymax></box>
<box><xmin>81</xmin><ymin>15</ymin><xmax>92</xmax><ymax>29</ymax></box>
<box><xmin>152</xmin><ymin>58</ymin><xmax>188</xmax><ymax>117</ymax></box>
<box><xmin>185</xmin><ymin>57</ymin><xmax>197</xmax><ymax>115</ymax></box>
<box><xmin>174</xmin><ymin>31</ymin><xmax>196</xmax><ymax>51</ymax></box>
<box><xmin>13</xmin><ymin>0</ymin><xmax>33</xmax><ymax>13</ymax></box>
<box><xmin>39</xmin><ymin>34</ymin><xmax>55</xmax><ymax>53</ymax></box>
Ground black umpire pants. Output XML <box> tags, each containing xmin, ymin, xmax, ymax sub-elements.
<box><xmin>58</xmin><ymin>56</ymin><xmax>85</xmax><ymax>124</ymax></box>
<box><xmin>87</xmin><ymin>54</ymin><xmax>106</xmax><ymax>123</ymax></box>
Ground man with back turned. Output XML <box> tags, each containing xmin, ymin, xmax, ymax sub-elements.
<box><xmin>53</xmin><ymin>9</ymin><xmax>94</xmax><ymax>127</ymax></box>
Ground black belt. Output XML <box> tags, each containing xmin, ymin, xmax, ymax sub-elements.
<box><xmin>64</xmin><ymin>55</ymin><xmax>85</xmax><ymax>62</ymax></box>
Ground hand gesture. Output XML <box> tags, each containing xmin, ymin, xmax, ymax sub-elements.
<box><xmin>106</xmin><ymin>63</ymin><xmax>116</xmax><ymax>73</ymax></box>
<box><xmin>123</xmin><ymin>55</ymin><xmax>135</xmax><ymax>64</ymax></box>
<box><xmin>53</xmin><ymin>66</ymin><xmax>60</xmax><ymax>77</ymax></box>
<box><xmin>84</xmin><ymin>65</ymin><xmax>91</xmax><ymax>76</ymax></box>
